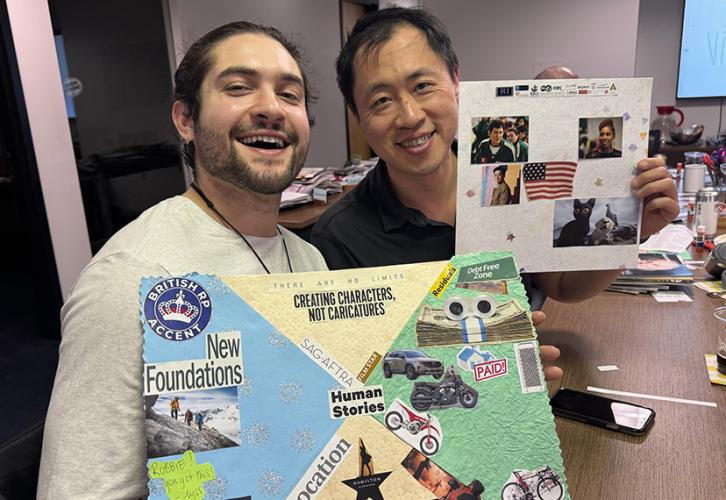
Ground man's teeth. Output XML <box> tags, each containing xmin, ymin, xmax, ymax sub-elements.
<box><xmin>240</xmin><ymin>136</ymin><xmax>285</xmax><ymax>147</ymax></box>
<box><xmin>401</xmin><ymin>134</ymin><xmax>431</xmax><ymax>148</ymax></box>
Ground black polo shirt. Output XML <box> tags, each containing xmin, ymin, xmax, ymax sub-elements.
<box><xmin>310</xmin><ymin>156</ymin><xmax>544</xmax><ymax>309</ymax></box>
<box><xmin>311</xmin><ymin>159</ymin><xmax>455</xmax><ymax>270</ymax></box>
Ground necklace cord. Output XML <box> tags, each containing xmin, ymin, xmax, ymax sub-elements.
<box><xmin>190</xmin><ymin>182</ymin><xmax>292</xmax><ymax>274</ymax></box>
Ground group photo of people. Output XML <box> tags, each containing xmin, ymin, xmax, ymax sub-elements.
<box><xmin>471</xmin><ymin>116</ymin><xmax>529</xmax><ymax>164</ymax></box>
<box><xmin>578</xmin><ymin>117</ymin><xmax>624</xmax><ymax>159</ymax></box>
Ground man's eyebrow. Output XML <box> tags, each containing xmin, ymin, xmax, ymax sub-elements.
<box><xmin>216</xmin><ymin>66</ymin><xmax>304</xmax><ymax>87</ymax></box>
<box><xmin>362</xmin><ymin>68</ymin><xmax>437</xmax><ymax>97</ymax></box>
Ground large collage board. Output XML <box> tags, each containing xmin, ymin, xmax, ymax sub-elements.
<box><xmin>457</xmin><ymin>78</ymin><xmax>652</xmax><ymax>273</ymax></box>
<box><xmin>141</xmin><ymin>252</ymin><xmax>568</xmax><ymax>499</ymax></box>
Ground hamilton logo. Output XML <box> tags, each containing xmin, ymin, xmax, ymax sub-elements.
<box><xmin>144</xmin><ymin>277</ymin><xmax>212</xmax><ymax>341</ymax></box>
<box><xmin>342</xmin><ymin>438</ymin><xmax>391</xmax><ymax>500</ymax></box>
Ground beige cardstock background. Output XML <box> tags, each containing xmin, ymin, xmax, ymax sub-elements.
<box><xmin>224</xmin><ymin>261</ymin><xmax>443</xmax><ymax>377</ymax></box>
<box><xmin>456</xmin><ymin>78</ymin><xmax>652</xmax><ymax>273</ymax></box>
<box><xmin>223</xmin><ymin>262</ymin><xmax>447</xmax><ymax>497</ymax></box>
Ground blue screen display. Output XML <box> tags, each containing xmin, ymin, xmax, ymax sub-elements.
<box><xmin>677</xmin><ymin>0</ymin><xmax>726</xmax><ymax>98</ymax></box>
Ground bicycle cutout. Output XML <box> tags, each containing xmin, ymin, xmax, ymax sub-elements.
<box><xmin>501</xmin><ymin>466</ymin><xmax>563</xmax><ymax>500</ymax></box>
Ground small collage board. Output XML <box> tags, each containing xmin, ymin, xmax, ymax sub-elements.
<box><xmin>140</xmin><ymin>251</ymin><xmax>568</xmax><ymax>499</ymax></box>
<box><xmin>457</xmin><ymin>78</ymin><xmax>652</xmax><ymax>273</ymax></box>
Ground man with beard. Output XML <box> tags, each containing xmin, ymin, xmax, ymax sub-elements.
<box><xmin>38</xmin><ymin>22</ymin><xmax>326</xmax><ymax>499</ymax></box>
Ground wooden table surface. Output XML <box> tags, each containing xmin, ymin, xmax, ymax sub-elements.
<box><xmin>278</xmin><ymin>190</ymin><xmax>348</xmax><ymax>229</ymax></box>
<box><xmin>538</xmin><ymin>288</ymin><xmax>726</xmax><ymax>499</ymax></box>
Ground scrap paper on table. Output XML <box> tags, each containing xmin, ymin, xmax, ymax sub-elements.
<box><xmin>456</xmin><ymin>78</ymin><xmax>652</xmax><ymax>273</ymax></box>
<box><xmin>140</xmin><ymin>252</ymin><xmax>569</xmax><ymax>500</ymax></box>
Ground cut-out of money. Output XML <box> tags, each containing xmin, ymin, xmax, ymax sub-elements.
<box><xmin>415</xmin><ymin>300</ymin><xmax>534</xmax><ymax>347</ymax></box>
<box><xmin>455</xmin><ymin>280</ymin><xmax>508</xmax><ymax>294</ymax></box>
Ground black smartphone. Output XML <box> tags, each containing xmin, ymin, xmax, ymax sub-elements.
<box><xmin>549</xmin><ymin>388</ymin><xmax>655</xmax><ymax>435</ymax></box>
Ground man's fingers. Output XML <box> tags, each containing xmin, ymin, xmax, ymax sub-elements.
<box><xmin>541</xmin><ymin>345</ymin><xmax>562</xmax><ymax>382</ymax></box>
<box><xmin>540</xmin><ymin>345</ymin><xmax>560</xmax><ymax>362</ymax></box>
<box><xmin>643</xmin><ymin>196</ymin><xmax>680</xmax><ymax>217</ymax></box>
<box><xmin>544</xmin><ymin>366</ymin><xmax>563</xmax><ymax>382</ymax></box>
<box><xmin>531</xmin><ymin>310</ymin><xmax>546</xmax><ymax>327</ymax></box>
<box><xmin>636</xmin><ymin>157</ymin><xmax>665</xmax><ymax>172</ymax></box>
<box><xmin>633</xmin><ymin>176</ymin><xmax>677</xmax><ymax>199</ymax></box>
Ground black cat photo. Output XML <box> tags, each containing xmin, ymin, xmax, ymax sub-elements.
<box><xmin>555</xmin><ymin>198</ymin><xmax>596</xmax><ymax>247</ymax></box>
<box><xmin>553</xmin><ymin>197</ymin><xmax>640</xmax><ymax>247</ymax></box>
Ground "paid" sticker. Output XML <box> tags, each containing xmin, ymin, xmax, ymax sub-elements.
<box><xmin>473</xmin><ymin>358</ymin><xmax>508</xmax><ymax>382</ymax></box>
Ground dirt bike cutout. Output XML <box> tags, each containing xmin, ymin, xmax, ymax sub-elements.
<box><xmin>384</xmin><ymin>398</ymin><xmax>443</xmax><ymax>456</ymax></box>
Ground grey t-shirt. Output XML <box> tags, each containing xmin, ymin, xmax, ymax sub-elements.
<box><xmin>37</xmin><ymin>196</ymin><xmax>327</xmax><ymax>499</ymax></box>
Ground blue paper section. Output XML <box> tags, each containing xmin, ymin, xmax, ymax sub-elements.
<box><xmin>142</xmin><ymin>275</ymin><xmax>342</xmax><ymax>499</ymax></box>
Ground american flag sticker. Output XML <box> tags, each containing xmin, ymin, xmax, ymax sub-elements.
<box><xmin>522</xmin><ymin>161</ymin><xmax>578</xmax><ymax>201</ymax></box>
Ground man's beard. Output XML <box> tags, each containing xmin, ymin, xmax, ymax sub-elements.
<box><xmin>194</xmin><ymin>123</ymin><xmax>308</xmax><ymax>195</ymax></box>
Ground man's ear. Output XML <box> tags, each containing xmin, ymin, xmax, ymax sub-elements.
<box><xmin>172</xmin><ymin>100</ymin><xmax>195</xmax><ymax>142</ymax></box>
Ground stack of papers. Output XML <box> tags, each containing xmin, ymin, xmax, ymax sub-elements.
<box><xmin>608</xmin><ymin>251</ymin><xmax>694</xmax><ymax>294</ymax></box>
<box><xmin>281</xmin><ymin>167</ymin><xmax>340</xmax><ymax>208</ymax></box>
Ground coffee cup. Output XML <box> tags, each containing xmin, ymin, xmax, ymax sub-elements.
<box><xmin>683</xmin><ymin>164</ymin><xmax>706</xmax><ymax>193</ymax></box>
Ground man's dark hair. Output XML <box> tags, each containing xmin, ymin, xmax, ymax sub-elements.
<box><xmin>488</xmin><ymin>119</ymin><xmax>504</xmax><ymax>133</ymax></box>
<box><xmin>516</xmin><ymin>125</ymin><xmax>527</xmax><ymax>134</ymax></box>
<box><xmin>173</xmin><ymin>21</ymin><xmax>315</xmax><ymax>169</ymax></box>
<box><xmin>336</xmin><ymin>7</ymin><xmax>458</xmax><ymax>116</ymax></box>
<box><xmin>493</xmin><ymin>165</ymin><xmax>507</xmax><ymax>175</ymax></box>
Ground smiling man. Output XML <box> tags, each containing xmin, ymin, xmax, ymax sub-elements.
<box><xmin>38</xmin><ymin>22</ymin><xmax>327</xmax><ymax>499</ymax></box>
<box><xmin>312</xmin><ymin>8</ymin><xmax>677</xmax><ymax>304</ymax></box>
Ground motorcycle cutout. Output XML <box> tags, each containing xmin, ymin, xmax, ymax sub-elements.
<box><xmin>410</xmin><ymin>365</ymin><xmax>479</xmax><ymax>411</ymax></box>
<box><xmin>384</xmin><ymin>398</ymin><xmax>443</xmax><ymax>456</ymax></box>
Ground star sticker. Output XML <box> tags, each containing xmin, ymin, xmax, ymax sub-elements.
<box><xmin>342</xmin><ymin>472</ymin><xmax>391</xmax><ymax>500</ymax></box>
<box><xmin>595</xmin><ymin>177</ymin><xmax>604</xmax><ymax>187</ymax></box>
<box><xmin>506</xmin><ymin>232</ymin><xmax>515</xmax><ymax>242</ymax></box>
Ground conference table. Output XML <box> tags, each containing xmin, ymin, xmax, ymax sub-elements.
<box><xmin>538</xmin><ymin>284</ymin><xmax>726</xmax><ymax>499</ymax></box>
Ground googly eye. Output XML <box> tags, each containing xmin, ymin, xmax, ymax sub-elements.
<box><xmin>444</xmin><ymin>296</ymin><xmax>469</xmax><ymax>321</ymax></box>
<box><xmin>472</xmin><ymin>295</ymin><xmax>497</xmax><ymax>319</ymax></box>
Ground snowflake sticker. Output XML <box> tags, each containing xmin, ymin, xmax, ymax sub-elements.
<box><xmin>257</xmin><ymin>469</ymin><xmax>285</xmax><ymax>497</ymax></box>
<box><xmin>628</xmin><ymin>143</ymin><xmax>638</xmax><ymax>153</ymax></box>
<box><xmin>594</xmin><ymin>177</ymin><xmax>604</xmax><ymax>187</ymax></box>
<box><xmin>243</xmin><ymin>422</ymin><xmax>270</xmax><ymax>447</ymax></box>
<box><xmin>268</xmin><ymin>329</ymin><xmax>290</xmax><ymax>349</ymax></box>
<box><xmin>205</xmin><ymin>278</ymin><xmax>232</xmax><ymax>297</ymax></box>
<box><xmin>237</xmin><ymin>377</ymin><xmax>254</xmax><ymax>398</ymax></box>
<box><xmin>290</xmin><ymin>428</ymin><xmax>316</xmax><ymax>453</ymax></box>
<box><xmin>204</xmin><ymin>477</ymin><xmax>230</xmax><ymax>500</ymax></box>
<box><xmin>278</xmin><ymin>381</ymin><xmax>303</xmax><ymax>404</ymax></box>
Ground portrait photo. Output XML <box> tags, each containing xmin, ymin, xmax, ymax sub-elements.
<box><xmin>579</xmin><ymin>117</ymin><xmax>623</xmax><ymax>159</ymax></box>
<box><xmin>481</xmin><ymin>164</ymin><xmax>522</xmax><ymax>207</ymax></box>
